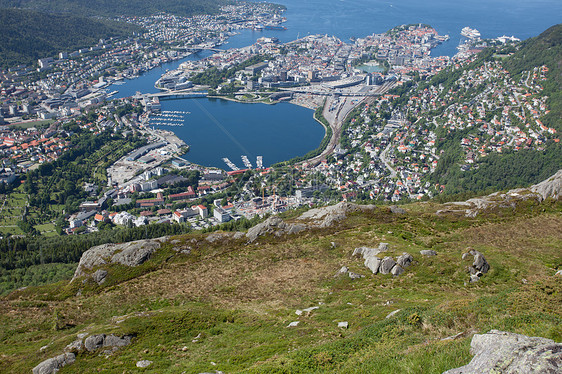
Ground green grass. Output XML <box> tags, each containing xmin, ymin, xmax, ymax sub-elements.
<box><xmin>8</xmin><ymin>120</ymin><xmax>54</xmax><ymax>129</ymax></box>
<box><xmin>1</xmin><ymin>201</ymin><xmax>561</xmax><ymax>373</ymax></box>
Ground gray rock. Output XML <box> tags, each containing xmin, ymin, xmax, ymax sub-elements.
<box><xmin>420</xmin><ymin>250</ymin><xmax>437</xmax><ymax>256</ymax></box>
<box><xmin>364</xmin><ymin>256</ymin><xmax>381</xmax><ymax>274</ymax></box>
<box><xmin>72</xmin><ymin>238</ymin><xmax>163</xmax><ymax>282</ymax></box>
<box><xmin>111</xmin><ymin>242</ymin><xmax>157</xmax><ymax>267</ymax></box>
<box><xmin>338</xmin><ymin>321</ymin><xmax>349</xmax><ymax>328</ymax></box>
<box><xmin>33</xmin><ymin>353</ymin><xmax>75</xmax><ymax>374</ymax></box>
<box><xmin>64</xmin><ymin>339</ymin><xmax>83</xmax><ymax>352</ymax></box>
<box><xmin>353</xmin><ymin>246</ymin><xmax>378</xmax><ymax>258</ymax></box>
<box><xmin>555</xmin><ymin>270</ymin><xmax>562</xmax><ymax>276</ymax></box>
<box><xmin>335</xmin><ymin>266</ymin><xmax>349</xmax><ymax>276</ymax></box>
<box><xmin>136</xmin><ymin>360</ymin><xmax>153</xmax><ymax>368</ymax></box>
<box><xmin>469</xmin><ymin>274</ymin><xmax>480</xmax><ymax>283</ymax></box>
<box><xmin>528</xmin><ymin>169</ymin><xmax>562</xmax><ymax>201</ymax></box>
<box><xmin>379</xmin><ymin>257</ymin><xmax>397</xmax><ymax>274</ymax></box>
<box><xmin>206</xmin><ymin>232</ymin><xmax>226</xmax><ymax>243</ymax></box>
<box><xmin>298</xmin><ymin>202</ymin><xmax>375</xmax><ymax>228</ymax></box>
<box><xmin>463</xmin><ymin>249</ymin><xmax>490</xmax><ymax>276</ymax></box>
<box><xmin>396</xmin><ymin>253</ymin><xmax>413</xmax><ymax>268</ymax></box>
<box><xmin>378</xmin><ymin>242</ymin><xmax>389</xmax><ymax>251</ymax></box>
<box><xmin>84</xmin><ymin>334</ymin><xmax>104</xmax><ymax>352</ymax></box>
<box><xmin>471</xmin><ymin>250</ymin><xmax>490</xmax><ymax>274</ymax></box>
<box><xmin>92</xmin><ymin>269</ymin><xmax>108</xmax><ymax>285</ymax></box>
<box><xmin>103</xmin><ymin>334</ymin><xmax>132</xmax><ymax>348</ymax></box>
<box><xmin>390</xmin><ymin>264</ymin><xmax>405</xmax><ymax>276</ymax></box>
<box><xmin>443</xmin><ymin>330</ymin><xmax>562</xmax><ymax>374</ymax></box>
<box><xmin>348</xmin><ymin>271</ymin><xmax>364</xmax><ymax>279</ymax></box>
<box><xmin>233</xmin><ymin>231</ymin><xmax>245</xmax><ymax>240</ymax></box>
<box><xmin>245</xmin><ymin>216</ymin><xmax>305</xmax><ymax>242</ymax></box>
<box><xmin>287</xmin><ymin>223</ymin><xmax>307</xmax><ymax>235</ymax></box>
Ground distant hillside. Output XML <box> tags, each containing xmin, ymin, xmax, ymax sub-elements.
<box><xmin>427</xmin><ymin>24</ymin><xmax>562</xmax><ymax>197</ymax></box>
<box><xmin>0</xmin><ymin>8</ymin><xmax>140</xmax><ymax>69</ymax></box>
<box><xmin>0</xmin><ymin>0</ymin><xmax>228</xmax><ymax>17</ymax></box>
<box><xmin>504</xmin><ymin>24</ymin><xmax>562</xmax><ymax>132</ymax></box>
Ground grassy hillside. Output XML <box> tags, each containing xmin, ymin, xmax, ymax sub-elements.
<box><xmin>1</xmin><ymin>196</ymin><xmax>560</xmax><ymax>373</ymax></box>
<box><xmin>0</xmin><ymin>0</ymin><xmax>227</xmax><ymax>17</ymax></box>
<box><xmin>0</xmin><ymin>8</ymin><xmax>141</xmax><ymax>68</ymax></box>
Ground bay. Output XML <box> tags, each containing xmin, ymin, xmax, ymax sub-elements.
<box><xmin>152</xmin><ymin>99</ymin><xmax>325</xmax><ymax>169</ymax></box>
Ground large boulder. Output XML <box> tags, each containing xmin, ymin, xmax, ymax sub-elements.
<box><xmin>443</xmin><ymin>330</ymin><xmax>562</xmax><ymax>374</ymax></box>
<box><xmin>246</xmin><ymin>216</ymin><xmax>306</xmax><ymax>242</ymax></box>
<box><xmin>379</xmin><ymin>257</ymin><xmax>397</xmax><ymax>274</ymax></box>
<box><xmin>462</xmin><ymin>249</ymin><xmax>490</xmax><ymax>279</ymax></box>
<box><xmin>72</xmin><ymin>238</ymin><xmax>166</xmax><ymax>282</ymax></box>
<box><xmin>33</xmin><ymin>353</ymin><xmax>75</xmax><ymax>374</ymax></box>
<box><xmin>529</xmin><ymin>169</ymin><xmax>562</xmax><ymax>201</ymax></box>
<box><xmin>298</xmin><ymin>202</ymin><xmax>374</xmax><ymax>228</ymax></box>
<box><xmin>84</xmin><ymin>334</ymin><xmax>105</xmax><ymax>352</ymax></box>
<box><xmin>364</xmin><ymin>256</ymin><xmax>382</xmax><ymax>274</ymax></box>
<box><xmin>68</xmin><ymin>333</ymin><xmax>132</xmax><ymax>354</ymax></box>
<box><xmin>396</xmin><ymin>253</ymin><xmax>413</xmax><ymax>268</ymax></box>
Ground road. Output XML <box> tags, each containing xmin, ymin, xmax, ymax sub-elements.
<box><xmin>379</xmin><ymin>142</ymin><xmax>397</xmax><ymax>179</ymax></box>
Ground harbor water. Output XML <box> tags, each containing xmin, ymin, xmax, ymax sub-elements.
<box><xmin>107</xmin><ymin>0</ymin><xmax>561</xmax><ymax>168</ymax></box>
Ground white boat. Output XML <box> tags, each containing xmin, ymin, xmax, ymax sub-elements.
<box><xmin>461</xmin><ymin>27</ymin><xmax>481</xmax><ymax>39</ymax></box>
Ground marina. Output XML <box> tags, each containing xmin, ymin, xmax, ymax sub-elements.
<box><xmin>223</xmin><ymin>157</ymin><xmax>240</xmax><ymax>171</ymax></box>
<box><xmin>241</xmin><ymin>155</ymin><xmax>253</xmax><ymax>169</ymax></box>
<box><xmin>148</xmin><ymin>110</ymin><xmax>190</xmax><ymax>127</ymax></box>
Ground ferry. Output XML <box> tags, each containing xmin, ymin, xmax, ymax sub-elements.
<box><xmin>461</xmin><ymin>27</ymin><xmax>481</xmax><ymax>39</ymax></box>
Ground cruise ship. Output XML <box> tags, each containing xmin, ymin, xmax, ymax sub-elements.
<box><xmin>461</xmin><ymin>27</ymin><xmax>481</xmax><ymax>39</ymax></box>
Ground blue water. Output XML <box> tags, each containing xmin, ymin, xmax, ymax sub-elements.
<box><xmin>153</xmin><ymin>99</ymin><xmax>325</xmax><ymax>169</ymax></box>
<box><xmin>108</xmin><ymin>0</ymin><xmax>561</xmax><ymax>168</ymax></box>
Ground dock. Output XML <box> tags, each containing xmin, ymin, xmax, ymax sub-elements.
<box><xmin>241</xmin><ymin>155</ymin><xmax>253</xmax><ymax>169</ymax></box>
<box><xmin>222</xmin><ymin>157</ymin><xmax>239</xmax><ymax>171</ymax></box>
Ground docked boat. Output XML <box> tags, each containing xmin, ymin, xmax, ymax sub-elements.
<box><xmin>461</xmin><ymin>27</ymin><xmax>481</xmax><ymax>39</ymax></box>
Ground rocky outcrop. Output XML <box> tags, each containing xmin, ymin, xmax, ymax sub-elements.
<box><xmin>529</xmin><ymin>169</ymin><xmax>562</xmax><ymax>201</ymax></box>
<box><xmin>65</xmin><ymin>333</ymin><xmax>133</xmax><ymax>354</ymax></box>
<box><xmin>246</xmin><ymin>216</ymin><xmax>306</xmax><ymax>242</ymax></box>
<box><xmin>32</xmin><ymin>353</ymin><xmax>75</xmax><ymax>374</ymax></box>
<box><xmin>298</xmin><ymin>202</ymin><xmax>374</xmax><ymax>228</ymax></box>
<box><xmin>443</xmin><ymin>330</ymin><xmax>562</xmax><ymax>374</ymax></box>
<box><xmin>439</xmin><ymin>169</ymin><xmax>562</xmax><ymax>217</ymax></box>
<box><xmin>462</xmin><ymin>249</ymin><xmax>490</xmax><ymax>283</ymax></box>
<box><xmin>352</xmin><ymin>244</ymin><xmax>412</xmax><ymax>277</ymax></box>
<box><xmin>71</xmin><ymin>238</ymin><xmax>168</xmax><ymax>282</ymax></box>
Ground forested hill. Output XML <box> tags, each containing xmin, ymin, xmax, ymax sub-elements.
<box><xmin>0</xmin><ymin>8</ymin><xmax>140</xmax><ymax>69</ymax></box>
<box><xmin>0</xmin><ymin>0</ymin><xmax>228</xmax><ymax>17</ymax></box>
<box><xmin>421</xmin><ymin>24</ymin><xmax>562</xmax><ymax>197</ymax></box>
<box><xmin>504</xmin><ymin>24</ymin><xmax>562</xmax><ymax>132</ymax></box>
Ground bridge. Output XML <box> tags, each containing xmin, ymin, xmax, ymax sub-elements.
<box><xmin>172</xmin><ymin>46</ymin><xmax>223</xmax><ymax>53</ymax></box>
<box><xmin>146</xmin><ymin>90</ymin><xmax>208</xmax><ymax>99</ymax></box>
